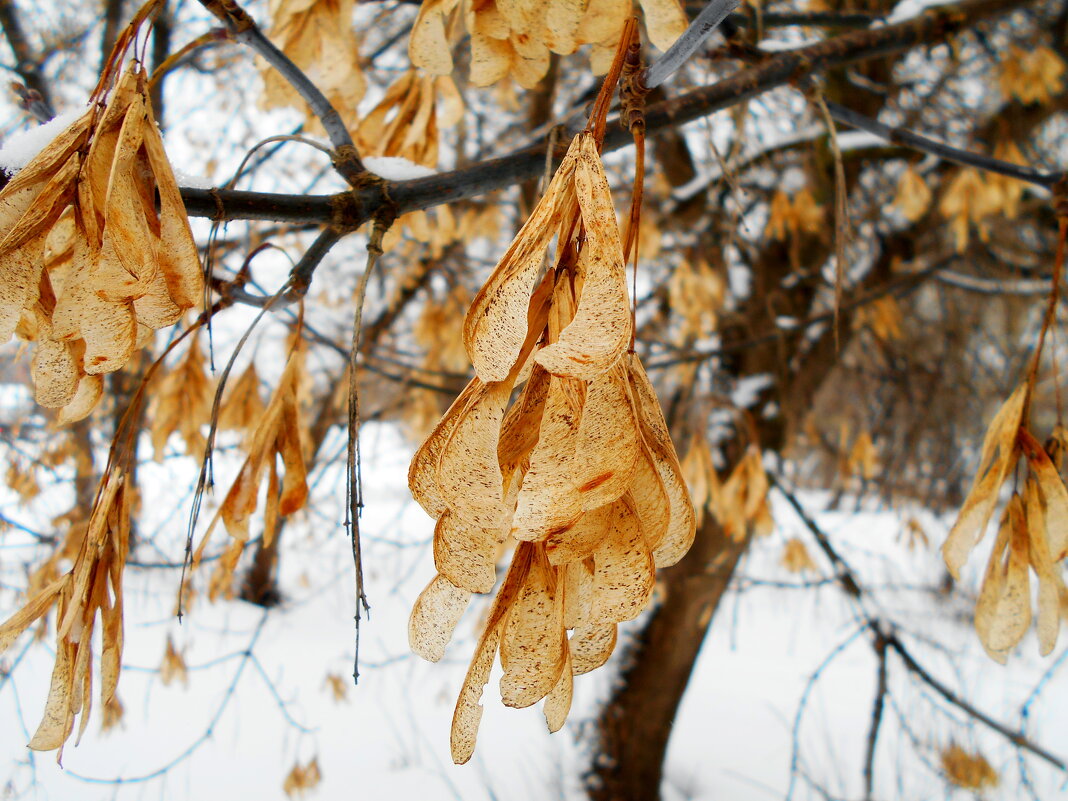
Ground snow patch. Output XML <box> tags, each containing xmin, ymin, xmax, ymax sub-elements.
<box><xmin>173</xmin><ymin>168</ymin><xmax>216</xmax><ymax>189</ymax></box>
<box><xmin>363</xmin><ymin>156</ymin><xmax>437</xmax><ymax>181</ymax></box>
<box><xmin>731</xmin><ymin>373</ymin><xmax>773</xmax><ymax>408</ymax></box>
<box><xmin>0</xmin><ymin>108</ymin><xmax>84</xmax><ymax>172</ymax></box>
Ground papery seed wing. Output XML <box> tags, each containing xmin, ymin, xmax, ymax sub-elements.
<box><xmin>574</xmin><ymin>365</ymin><xmax>639</xmax><ymax>510</ymax></box>
<box><xmin>32</xmin><ymin>336</ymin><xmax>79</xmax><ymax>408</ymax></box>
<box><xmin>561</xmin><ymin>558</ymin><xmax>593</xmax><ymax>628</ymax></box>
<box><xmin>0</xmin><ymin>575</ymin><xmax>67</xmax><ymax>653</ymax></box>
<box><xmin>569</xmin><ymin>622</ymin><xmax>617</xmax><ymax>674</ymax></box>
<box><xmin>56</xmin><ymin>373</ymin><xmax>102</xmax><ymax>425</ymax></box>
<box><xmin>943</xmin><ymin>384</ymin><xmax>1027</xmax><ymax>578</ymax></box>
<box><xmin>409</xmin><ymin>0</ymin><xmax>458</xmax><ymax>75</ymax></box>
<box><xmin>547</xmin><ymin>504</ymin><xmax>611</xmax><ymax>565</ymax></box>
<box><xmin>974</xmin><ymin>495</ymin><xmax>1030</xmax><ymax>662</ymax></box>
<box><xmin>627</xmin><ymin>356</ymin><xmax>695</xmax><ymax>566</ymax></box>
<box><xmin>543</xmin><ymin>636</ymin><xmax>573</xmax><ymax>732</ymax></box>
<box><xmin>535</xmin><ymin>134</ymin><xmax>630</xmax><ymax>380</ymax></box>
<box><xmin>79</xmin><ymin>295</ymin><xmax>136</xmax><ymax>375</ymax></box>
<box><xmin>637</xmin><ymin>0</ymin><xmax>688</xmax><ymax>51</ymax></box>
<box><xmin>590</xmin><ymin>497</ymin><xmax>655</xmax><ymax>623</ymax></box>
<box><xmin>409</xmin><ymin>573</ymin><xmax>472</xmax><ymax>662</ymax></box>
<box><xmin>463</xmin><ymin>143</ymin><xmax>578</xmax><ymax>381</ymax></box>
<box><xmin>498</xmin><ymin>364</ymin><xmax>551</xmax><ymax>487</ymax></box>
<box><xmin>1019</xmin><ymin>427</ymin><xmax>1068</xmax><ymax>561</ymax></box>
<box><xmin>437</xmin><ymin>379</ymin><xmax>512</xmax><ymax>529</ymax></box>
<box><xmin>132</xmin><ymin>264</ymin><xmax>183</xmax><ymax>328</ymax></box>
<box><xmin>499</xmin><ymin>547</ymin><xmax>566</xmax><ymax>708</ymax></box>
<box><xmin>544</xmin><ymin>0</ymin><xmax>587</xmax><ymax>53</ymax></box>
<box><xmin>434</xmin><ymin>508</ymin><xmax>502</xmax><ymax>593</ymax></box>
<box><xmin>468</xmin><ymin>30</ymin><xmax>512</xmax><ymax>87</ymax></box>
<box><xmin>629</xmin><ymin>439</ymin><xmax>671</xmax><ymax>552</ymax></box>
<box><xmin>511</xmin><ymin>374</ymin><xmax>583</xmax><ymax>541</ymax></box>
<box><xmin>0</xmin><ymin>152</ymin><xmax>80</xmax><ymax>255</ymax></box>
<box><xmin>28</xmin><ymin>640</ymin><xmax>76</xmax><ymax>751</ymax></box>
<box><xmin>409</xmin><ymin>377</ymin><xmax>482</xmax><ymax>518</ymax></box>
<box><xmin>1025</xmin><ymin>478</ymin><xmax>1064</xmax><ymax>655</ymax></box>
<box><xmin>451</xmin><ymin>542</ymin><xmax>532</xmax><ymax>764</ymax></box>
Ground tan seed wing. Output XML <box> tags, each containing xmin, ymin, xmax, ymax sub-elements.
<box><xmin>28</xmin><ymin>640</ymin><xmax>76</xmax><ymax>751</ymax></box>
<box><xmin>590</xmin><ymin>497</ymin><xmax>655</xmax><ymax>623</ymax></box>
<box><xmin>32</xmin><ymin>336</ymin><xmax>79</xmax><ymax>408</ymax></box>
<box><xmin>437</xmin><ymin>379</ymin><xmax>512</xmax><ymax>529</ymax></box>
<box><xmin>1020</xmin><ymin>427</ymin><xmax>1068</xmax><ymax>561</ymax></box>
<box><xmin>511</xmin><ymin>374</ymin><xmax>583</xmax><ymax>541</ymax></box>
<box><xmin>1024</xmin><ymin>478</ymin><xmax>1064</xmax><ymax>655</ymax></box>
<box><xmin>463</xmin><ymin>143</ymin><xmax>577</xmax><ymax>381</ymax></box>
<box><xmin>409</xmin><ymin>573</ymin><xmax>472</xmax><ymax>662</ymax></box>
<box><xmin>943</xmin><ymin>384</ymin><xmax>1027</xmax><ymax>578</ymax></box>
<box><xmin>637</xmin><ymin>0</ymin><xmax>688</xmax><ymax>51</ymax></box>
<box><xmin>547</xmin><ymin>504</ymin><xmax>611</xmax><ymax>565</ymax></box>
<box><xmin>569</xmin><ymin>622</ymin><xmax>617</xmax><ymax>674</ymax></box>
<box><xmin>409</xmin><ymin>377</ymin><xmax>483</xmax><ymax>518</ymax></box>
<box><xmin>451</xmin><ymin>542</ymin><xmax>532</xmax><ymax>764</ymax></box>
<box><xmin>56</xmin><ymin>374</ymin><xmax>103</xmax><ymax>425</ymax></box>
<box><xmin>543</xmin><ymin>638</ymin><xmax>573</xmax><ymax>732</ymax></box>
<box><xmin>0</xmin><ymin>575</ymin><xmax>67</xmax><ymax>653</ymax></box>
<box><xmin>573</xmin><ymin>366</ymin><xmax>639</xmax><ymax>510</ymax></box>
<box><xmin>434</xmin><ymin>508</ymin><xmax>502</xmax><ymax>593</ymax></box>
<box><xmin>499</xmin><ymin>547</ymin><xmax>566</xmax><ymax>708</ymax></box>
<box><xmin>974</xmin><ymin>495</ymin><xmax>1031</xmax><ymax>662</ymax></box>
<box><xmin>535</xmin><ymin>134</ymin><xmax>630</xmax><ymax>380</ymax></box>
<box><xmin>409</xmin><ymin>0</ymin><xmax>457</xmax><ymax>75</ymax></box>
<box><xmin>561</xmin><ymin>558</ymin><xmax>594</xmax><ymax>628</ymax></box>
<box><xmin>498</xmin><ymin>364</ymin><xmax>551</xmax><ymax>487</ymax></box>
<box><xmin>629</xmin><ymin>439</ymin><xmax>671</xmax><ymax>551</ymax></box>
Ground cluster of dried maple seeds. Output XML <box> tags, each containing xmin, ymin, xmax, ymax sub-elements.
<box><xmin>942</xmin><ymin>383</ymin><xmax>1068</xmax><ymax>662</ymax></box>
<box><xmin>0</xmin><ymin>54</ymin><xmax>204</xmax><ymax>753</ymax></box>
<box><xmin>406</xmin><ymin>130</ymin><xmax>695</xmax><ymax>763</ymax></box>
<box><xmin>0</xmin><ymin>61</ymin><xmax>202</xmax><ymax>422</ymax></box>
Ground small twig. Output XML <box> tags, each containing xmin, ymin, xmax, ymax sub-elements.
<box><xmin>825</xmin><ymin>99</ymin><xmax>1061</xmax><ymax>188</ymax></box>
<box><xmin>884</xmin><ymin>632</ymin><xmax>1067</xmax><ymax>772</ymax></box>
<box><xmin>195</xmin><ymin>0</ymin><xmax>366</xmax><ymax>184</ymax></box>
<box><xmin>345</xmin><ymin>214</ymin><xmax>393</xmax><ymax>684</ymax></box>
<box><xmin>863</xmin><ymin>628</ymin><xmax>888</xmax><ymax>801</ymax></box>
<box><xmin>644</xmin><ymin>0</ymin><xmax>740</xmax><ymax>89</ymax></box>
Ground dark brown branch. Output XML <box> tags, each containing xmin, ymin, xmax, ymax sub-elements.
<box><xmin>195</xmin><ymin>0</ymin><xmax>366</xmax><ymax>183</ymax></box>
<box><xmin>179</xmin><ymin>0</ymin><xmax>1031</xmax><ymax>230</ymax></box>
<box><xmin>0</xmin><ymin>0</ymin><xmax>53</xmax><ymax>115</ymax></box>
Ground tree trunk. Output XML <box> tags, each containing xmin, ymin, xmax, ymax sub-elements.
<box><xmin>587</xmin><ymin>516</ymin><xmax>749</xmax><ymax>801</ymax></box>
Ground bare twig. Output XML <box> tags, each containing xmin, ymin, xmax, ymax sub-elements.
<box><xmin>863</xmin><ymin>629</ymin><xmax>888</xmax><ymax>801</ymax></box>
<box><xmin>195</xmin><ymin>0</ymin><xmax>366</xmax><ymax>184</ymax></box>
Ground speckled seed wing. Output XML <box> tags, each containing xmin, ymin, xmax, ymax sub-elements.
<box><xmin>543</xmin><ymin>637</ymin><xmax>573</xmax><ymax>732</ymax></box>
<box><xmin>499</xmin><ymin>547</ymin><xmax>567</xmax><ymax>708</ymax></box>
<box><xmin>637</xmin><ymin>0</ymin><xmax>689</xmax><ymax>51</ymax></box>
<box><xmin>511</xmin><ymin>374</ymin><xmax>583</xmax><ymax>541</ymax></box>
<box><xmin>436</xmin><ymin>379</ymin><xmax>512</xmax><ymax>529</ymax></box>
<box><xmin>1024</xmin><ymin>478</ymin><xmax>1064</xmax><ymax>656</ymax></box>
<box><xmin>942</xmin><ymin>383</ymin><xmax>1027</xmax><ymax>578</ymax></box>
<box><xmin>409</xmin><ymin>573</ymin><xmax>472</xmax><ymax>662</ymax></box>
<box><xmin>974</xmin><ymin>495</ymin><xmax>1031</xmax><ymax>663</ymax></box>
<box><xmin>409</xmin><ymin>377</ymin><xmax>483</xmax><ymax>518</ymax></box>
<box><xmin>535</xmin><ymin>135</ymin><xmax>630</xmax><ymax>380</ymax></box>
<box><xmin>589</xmin><ymin>497</ymin><xmax>655</xmax><ymax>623</ymax></box>
<box><xmin>56</xmin><ymin>374</ymin><xmax>103</xmax><ymax>425</ymax></box>
<box><xmin>546</xmin><ymin>503</ymin><xmax>611</xmax><ymax>565</ymax></box>
<box><xmin>451</xmin><ymin>543</ymin><xmax>532</xmax><ymax>765</ymax></box>
<box><xmin>627</xmin><ymin>356</ymin><xmax>695</xmax><ymax>566</ymax></box>
<box><xmin>569</xmin><ymin>622</ymin><xmax>617</xmax><ymax>674</ymax></box>
<box><xmin>463</xmin><ymin>142</ymin><xmax>577</xmax><ymax>382</ymax></box>
<box><xmin>628</xmin><ymin>439</ymin><xmax>671</xmax><ymax>553</ymax></box>
<box><xmin>434</xmin><ymin>508</ymin><xmax>502</xmax><ymax>594</ymax></box>
<box><xmin>561</xmin><ymin>558</ymin><xmax>593</xmax><ymax>629</ymax></box>
<box><xmin>1020</xmin><ymin>428</ymin><xmax>1068</xmax><ymax>562</ymax></box>
<box><xmin>573</xmin><ymin>365</ymin><xmax>639</xmax><ymax>511</ymax></box>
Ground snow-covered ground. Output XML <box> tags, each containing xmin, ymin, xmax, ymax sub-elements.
<box><xmin>1</xmin><ymin>422</ymin><xmax>1065</xmax><ymax>801</ymax></box>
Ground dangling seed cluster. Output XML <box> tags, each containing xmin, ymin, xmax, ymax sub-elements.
<box><xmin>407</xmin><ymin>131</ymin><xmax>695</xmax><ymax>763</ymax></box>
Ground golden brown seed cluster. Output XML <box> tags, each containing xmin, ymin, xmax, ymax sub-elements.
<box><xmin>0</xmin><ymin>63</ymin><xmax>203</xmax><ymax>423</ymax></box>
<box><xmin>942</xmin><ymin>384</ymin><xmax>1068</xmax><ymax>662</ymax></box>
<box><xmin>407</xmin><ymin>131</ymin><xmax>695</xmax><ymax>763</ymax></box>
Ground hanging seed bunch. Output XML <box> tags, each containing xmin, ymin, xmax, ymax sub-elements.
<box><xmin>942</xmin><ymin>189</ymin><xmax>1068</xmax><ymax>662</ymax></box>
<box><xmin>407</xmin><ymin>113</ymin><xmax>695</xmax><ymax>761</ymax></box>
<box><xmin>0</xmin><ymin>41</ymin><xmax>203</xmax><ymax>423</ymax></box>
<box><xmin>409</xmin><ymin>0</ymin><xmax>688</xmax><ymax>88</ymax></box>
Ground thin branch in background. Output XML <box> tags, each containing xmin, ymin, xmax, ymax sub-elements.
<box><xmin>643</xmin><ymin>0</ymin><xmax>740</xmax><ymax>90</ymax></box>
<box><xmin>863</xmin><ymin>629</ymin><xmax>888</xmax><ymax>801</ymax></box>
<box><xmin>195</xmin><ymin>0</ymin><xmax>367</xmax><ymax>184</ymax></box>
<box><xmin>825</xmin><ymin>99</ymin><xmax>1062</xmax><ymax>188</ymax></box>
